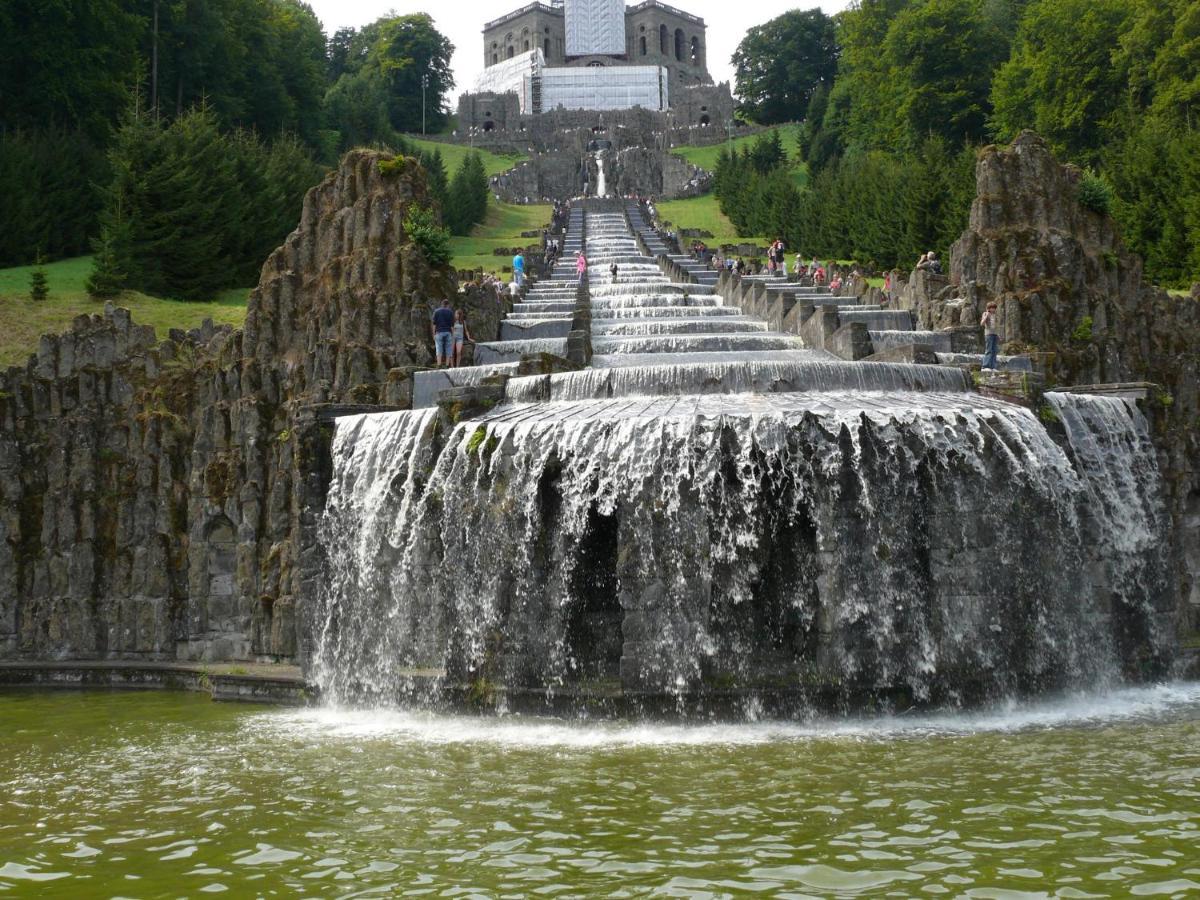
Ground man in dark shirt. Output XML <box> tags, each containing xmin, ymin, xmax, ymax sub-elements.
<box><xmin>431</xmin><ymin>298</ymin><xmax>455</xmax><ymax>367</ymax></box>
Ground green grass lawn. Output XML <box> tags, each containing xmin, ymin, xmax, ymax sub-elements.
<box><xmin>655</xmin><ymin>194</ymin><xmax>765</xmax><ymax>246</ymax></box>
<box><xmin>0</xmin><ymin>257</ymin><xmax>249</xmax><ymax>368</ymax></box>
<box><xmin>661</xmin><ymin>126</ymin><xmax>809</xmax><ymax>245</ymax></box>
<box><xmin>403</xmin><ymin>135</ymin><xmax>525</xmax><ymax>178</ymax></box>
<box><xmin>670</xmin><ymin>126</ymin><xmax>808</xmax><ymax>188</ymax></box>
<box><xmin>450</xmin><ymin>199</ymin><xmax>552</xmax><ymax>276</ymax></box>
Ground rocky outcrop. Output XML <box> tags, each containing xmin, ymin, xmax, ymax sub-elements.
<box><xmin>898</xmin><ymin>132</ymin><xmax>1200</xmax><ymax>635</ymax></box>
<box><xmin>0</xmin><ymin>150</ymin><xmax>501</xmax><ymax>663</ymax></box>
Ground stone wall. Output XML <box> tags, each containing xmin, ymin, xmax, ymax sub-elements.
<box><xmin>0</xmin><ymin>150</ymin><xmax>503</xmax><ymax>664</ymax></box>
<box><xmin>454</xmin><ymin>92</ymin><xmax>744</xmax><ymax>148</ymax></box>
<box><xmin>898</xmin><ymin>132</ymin><xmax>1200</xmax><ymax>635</ymax></box>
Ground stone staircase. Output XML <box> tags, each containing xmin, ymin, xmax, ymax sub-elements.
<box><xmin>410</xmin><ymin>199</ymin><xmax>1031</xmax><ymax>408</ymax></box>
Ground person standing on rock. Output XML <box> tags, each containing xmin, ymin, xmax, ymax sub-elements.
<box><xmin>576</xmin><ymin>251</ymin><xmax>588</xmax><ymax>284</ymax></box>
<box><xmin>452</xmin><ymin>309</ymin><xmax>474</xmax><ymax>368</ymax></box>
<box><xmin>431</xmin><ymin>298</ymin><xmax>455</xmax><ymax>368</ymax></box>
<box><xmin>981</xmin><ymin>301</ymin><xmax>1000</xmax><ymax>372</ymax></box>
<box><xmin>512</xmin><ymin>251</ymin><xmax>525</xmax><ymax>288</ymax></box>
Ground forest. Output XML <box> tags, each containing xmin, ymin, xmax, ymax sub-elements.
<box><xmin>0</xmin><ymin>0</ymin><xmax>485</xmax><ymax>298</ymax></box>
<box><xmin>729</xmin><ymin>0</ymin><xmax>1200</xmax><ymax>285</ymax></box>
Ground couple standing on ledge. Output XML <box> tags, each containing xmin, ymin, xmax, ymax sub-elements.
<box><xmin>431</xmin><ymin>299</ymin><xmax>474</xmax><ymax>368</ymax></box>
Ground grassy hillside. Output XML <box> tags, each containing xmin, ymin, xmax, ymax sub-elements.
<box><xmin>450</xmin><ymin>200</ymin><xmax>552</xmax><ymax>276</ymax></box>
<box><xmin>403</xmin><ymin>136</ymin><xmax>525</xmax><ymax>178</ymax></box>
<box><xmin>670</xmin><ymin>126</ymin><xmax>808</xmax><ymax>190</ymax></box>
<box><xmin>662</xmin><ymin>127</ymin><xmax>808</xmax><ymax>244</ymax></box>
<box><xmin>0</xmin><ymin>257</ymin><xmax>249</xmax><ymax>368</ymax></box>
<box><xmin>655</xmin><ymin>195</ymin><xmax>765</xmax><ymax>246</ymax></box>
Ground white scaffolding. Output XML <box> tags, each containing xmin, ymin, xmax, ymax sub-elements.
<box><xmin>539</xmin><ymin>65</ymin><xmax>668</xmax><ymax>112</ymax></box>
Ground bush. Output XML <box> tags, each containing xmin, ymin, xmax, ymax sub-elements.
<box><xmin>1077</xmin><ymin>171</ymin><xmax>1114</xmax><ymax>216</ymax></box>
<box><xmin>29</xmin><ymin>255</ymin><xmax>49</xmax><ymax>301</ymax></box>
<box><xmin>403</xmin><ymin>206</ymin><xmax>452</xmax><ymax>268</ymax></box>
<box><xmin>1071</xmin><ymin>315</ymin><xmax>1094</xmax><ymax>343</ymax></box>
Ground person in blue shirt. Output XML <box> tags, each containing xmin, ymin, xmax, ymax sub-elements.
<box><xmin>512</xmin><ymin>251</ymin><xmax>525</xmax><ymax>288</ymax></box>
<box><xmin>431</xmin><ymin>298</ymin><xmax>455</xmax><ymax>367</ymax></box>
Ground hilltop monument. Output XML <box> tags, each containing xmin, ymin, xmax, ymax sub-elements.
<box><xmin>458</xmin><ymin>0</ymin><xmax>733</xmax><ymax>131</ymax></box>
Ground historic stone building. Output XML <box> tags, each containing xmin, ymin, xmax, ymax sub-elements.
<box><xmin>461</xmin><ymin>0</ymin><xmax>733</xmax><ymax>133</ymax></box>
<box><xmin>481</xmin><ymin>0</ymin><xmax>711</xmax><ymax>96</ymax></box>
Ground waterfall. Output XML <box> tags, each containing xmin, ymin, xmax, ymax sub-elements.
<box><xmin>311</xmin><ymin>208</ymin><xmax>1175</xmax><ymax>713</ymax></box>
<box><xmin>595</xmin><ymin>150</ymin><xmax>607</xmax><ymax>198</ymax></box>
<box><xmin>1043</xmin><ymin>392</ymin><xmax>1175</xmax><ymax>665</ymax></box>
<box><xmin>312</xmin><ymin>392</ymin><xmax>1172</xmax><ymax>707</ymax></box>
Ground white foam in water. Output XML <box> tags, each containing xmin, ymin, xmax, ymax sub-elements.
<box><xmin>256</xmin><ymin>682</ymin><xmax>1200</xmax><ymax>748</ymax></box>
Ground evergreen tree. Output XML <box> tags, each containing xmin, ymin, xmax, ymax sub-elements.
<box><xmin>444</xmin><ymin>152</ymin><xmax>490</xmax><ymax>236</ymax></box>
<box><xmin>29</xmin><ymin>253</ymin><xmax>49</xmax><ymax>302</ymax></box>
<box><xmin>422</xmin><ymin>149</ymin><xmax>450</xmax><ymax>204</ymax></box>
<box><xmin>86</xmin><ymin>227</ymin><xmax>128</xmax><ymax>299</ymax></box>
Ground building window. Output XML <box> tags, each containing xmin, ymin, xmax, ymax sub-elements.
<box><xmin>675</xmin><ymin>28</ymin><xmax>684</xmax><ymax>61</ymax></box>
<box><xmin>524</xmin><ymin>40</ymin><xmax>529</xmax><ymax>51</ymax></box>
<box><xmin>691</xmin><ymin>36</ymin><xmax>699</xmax><ymax>63</ymax></box>
<box><xmin>544</xmin><ymin>38</ymin><xmax>550</xmax><ymax>55</ymax></box>
<box><xmin>493</xmin><ymin>53</ymin><xmax>498</xmax><ymax>63</ymax></box>
<box><xmin>659</xmin><ymin>24</ymin><xmax>668</xmax><ymax>54</ymax></box>
<box><xmin>640</xmin><ymin>36</ymin><xmax>646</xmax><ymax>55</ymax></box>
<box><xmin>508</xmin><ymin>46</ymin><xmax>514</xmax><ymax>58</ymax></box>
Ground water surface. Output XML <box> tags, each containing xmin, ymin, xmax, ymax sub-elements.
<box><xmin>2</xmin><ymin>685</ymin><xmax>1199</xmax><ymax>896</ymax></box>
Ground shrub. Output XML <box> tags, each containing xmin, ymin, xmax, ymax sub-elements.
<box><xmin>1071</xmin><ymin>315</ymin><xmax>1094</xmax><ymax>343</ymax></box>
<box><xmin>403</xmin><ymin>205</ymin><xmax>452</xmax><ymax>268</ymax></box>
<box><xmin>1077</xmin><ymin>171</ymin><xmax>1114</xmax><ymax>216</ymax></box>
<box><xmin>28</xmin><ymin>254</ymin><xmax>49</xmax><ymax>301</ymax></box>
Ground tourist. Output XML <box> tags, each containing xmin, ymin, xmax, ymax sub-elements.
<box><xmin>771</xmin><ymin>239</ymin><xmax>787</xmax><ymax>277</ymax></box>
<box><xmin>814</xmin><ymin>265</ymin><xmax>825</xmax><ymax>286</ymax></box>
<box><xmin>576</xmin><ymin>251</ymin><xmax>588</xmax><ymax>284</ymax></box>
<box><xmin>830</xmin><ymin>274</ymin><xmax>843</xmax><ymax>293</ymax></box>
<box><xmin>610</xmin><ymin>262</ymin><xmax>619</xmax><ymax>280</ymax></box>
<box><xmin>452</xmin><ymin>309</ymin><xmax>474</xmax><ymax>368</ymax></box>
<box><xmin>981</xmin><ymin>301</ymin><xmax>1000</xmax><ymax>372</ymax></box>
<box><xmin>917</xmin><ymin>251</ymin><xmax>942</xmax><ymax>275</ymax></box>
<box><xmin>736</xmin><ymin>257</ymin><xmax>746</xmax><ymax>276</ymax></box>
<box><xmin>512</xmin><ymin>251</ymin><xmax>525</xmax><ymax>288</ymax></box>
<box><xmin>794</xmin><ymin>252</ymin><xmax>803</xmax><ymax>275</ymax></box>
<box><xmin>431</xmin><ymin>298</ymin><xmax>455</xmax><ymax>368</ymax></box>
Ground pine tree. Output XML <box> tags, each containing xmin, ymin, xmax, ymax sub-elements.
<box><xmin>420</xmin><ymin>148</ymin><xmax>449</xmax><ymax>205</ymax></box>
<box><xmin>29</xmin><ymin>252</ymin><xmax>49</xmax><ymax>301</ymax></box>
<box><xmin>444</xmin><ymin>151</ymin><xmax>490</xmax><ymax>236</ymax></box>
<box><xmin>86</xmin><ymin>226</ymin><xmax>127</xmax><ymax>299</ymax></box>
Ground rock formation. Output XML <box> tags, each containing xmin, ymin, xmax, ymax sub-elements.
<box><xmin>0</xmin><ymin>150</ymin><xmax>502</xmax><ymax>663</ymax></box>
<box><xmin>897</xmin><ymin>132</ymin><xmax>1200</xmax><ymax>635</ymax></box>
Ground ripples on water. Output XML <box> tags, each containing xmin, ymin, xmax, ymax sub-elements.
<box><xmin>2</xmin><ymin>684</ymin><xmax>1199</xmax><ymax>897</ymax></box>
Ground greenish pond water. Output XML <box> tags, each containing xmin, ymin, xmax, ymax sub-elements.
<box><xmin>2</xmin><ymin>686</ymin><xmax>1199</xmax><ymax>898</ymax></box>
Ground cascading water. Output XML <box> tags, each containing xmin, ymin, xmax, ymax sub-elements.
<box><xmin>312</xmin><ymin>207</ymin><xmax>1175</xmax><ymax>713</ymax></box>
<box><xmin>594</xmin><ymin>149</ymin><xmax>607</xmax><ymax>198</ymax></box>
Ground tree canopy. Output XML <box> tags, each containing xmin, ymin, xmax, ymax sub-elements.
<box><xmin>734</xmin><ymin>0</ymin><xmax>1200</xmax><ymax>286</ymax></box>
<box><xmin>732</xmin><ymin>10</ymin><xmax>839</xmax><ymax>125</ymax></box>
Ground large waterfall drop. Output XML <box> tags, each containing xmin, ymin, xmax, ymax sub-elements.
<box><xmin>311</xmin><ymin>206</ymin><xmax>1175</xmax><ymax>712</ymax></box>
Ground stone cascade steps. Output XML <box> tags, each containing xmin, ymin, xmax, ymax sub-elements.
<box><xmin>576</xmin><ymin>209</ymin><xmax>822</xmax><ymax>365</ymax></box>
<box><xmin>419</xmin><ymin>200</ymin><xmax>1004</xmax><ymax>408</ymax></box>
